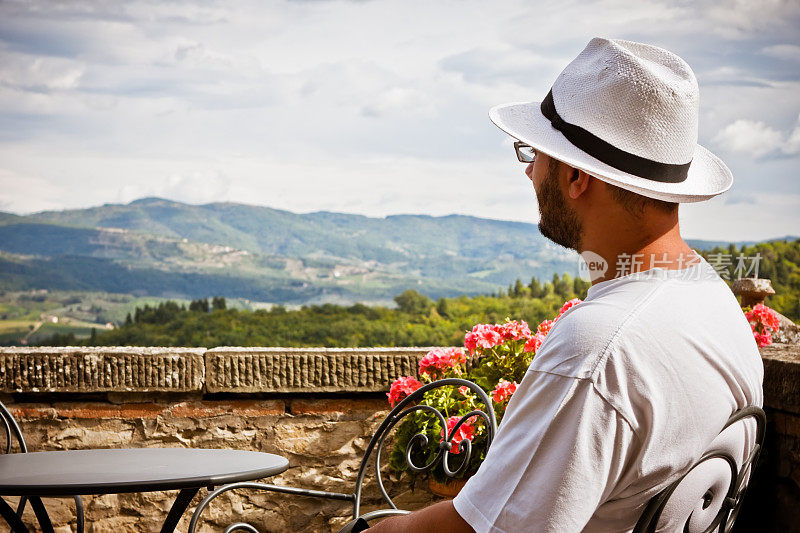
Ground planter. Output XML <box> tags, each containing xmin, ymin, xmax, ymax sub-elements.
<box><xmin>428</xmin><ymin>477</ymin><xmax>469</xmax><ymax>498</ymax></box>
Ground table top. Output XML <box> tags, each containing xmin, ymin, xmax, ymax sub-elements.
<box><xmin>0</xmin><ymin>448</ymin><xmax>289</xmax><ymax>496</ymax></box>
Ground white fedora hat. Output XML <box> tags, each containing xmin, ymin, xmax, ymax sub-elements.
<box><xmin>490</xmin><ymin>37</ymin><xmax>732</xmax><ymax>203</ymax></box>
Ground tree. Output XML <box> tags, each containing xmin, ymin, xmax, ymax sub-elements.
<box><xmin>212</xmin><ymin>296</ymin><xmax>227</xmax><ymax>311</ymax></box>
<box><xmin>529</xmin><ymin>277</ymin><xmax>545</xmax><ymax>299</ymax></box>
<box><xmin>553</xmin><ymin>273</ymin><xmax>572</xmax><ymax>299</ymax></box>
<box><xmin>511</xmin><ymin>279</ymin><xmax>526</xmax><ymax>298</ymax></box>
<box><xmin>394</xmin><ymin>290</ymin><xmax>434</xmax><ymax>315</ymax></box>
<box><xmin>436</xmin><ymin>298</ymin><xmax>450</xmax><ymax>318</ymax></box>
<box><xmin>189</xmin><ymin>298</ymin><xmax>210</xmax><ymax>313</ymax></box>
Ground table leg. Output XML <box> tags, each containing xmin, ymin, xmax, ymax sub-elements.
<box><xmin>160</xmin><ymin>487</ymin><xmax>200</xmax><ymax>533</ymax></box>
<box><xmin>28</xmin><ymin>497</ymin><xmax>55</xmax><ymax>533</ymax></box>
<box><xmin>0</xmin><ymin>496</ymin><xmax>30</xmax><ymax>533</ymax></box>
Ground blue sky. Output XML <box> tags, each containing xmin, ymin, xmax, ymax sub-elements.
<box><xmin>0</xmin><ymin>0</ymin><xmax>798</xmax><ymax>241</ymax></box>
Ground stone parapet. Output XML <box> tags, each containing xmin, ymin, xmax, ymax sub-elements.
<box><xmin>204</xmin><ymin>347</ymin><xmax>429</xmax><ymax>393</ymax></box>
<box><xmin>1</xmin><ymin>344</ymin><xmax>798</xmax><ymax>532</ymax></box>
<box><xmin>1</xmin><ymin>345</ymin><xmax>798</xmax><ymax>398</ymax></box>
<box><xmin>0</xmin><ymin>347</ymin><xmax>205</xmax><ymax>393</ymax></box>
<box><xmin>762</xmin><ymin>343</ymin><xmax>800</xmax><ymax>413</ymax></box>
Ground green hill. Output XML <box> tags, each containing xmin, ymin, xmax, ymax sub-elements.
<box><xmin>0</xmin><ymin>198</ymin><xmax>577</xmax><ymax>304</ymax></box>
<box><xmin>1</xmin><ymin>197</ymin><xmax>796</xmax><ymax>307</ymax></box>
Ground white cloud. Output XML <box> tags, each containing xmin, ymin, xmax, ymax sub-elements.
<box><xmin>784</xmin><ymin>114</ymin><xmax>800</xmax><ymax>155</ymax></box>
<box><xmin>681</xmin><ymin>192</ymin><xmax>800</xmax><ymax>242</ymax></box>
<box><xmin>761</xmin><ymin>44</ymin><xmax>800</xmax><ymax>61</ymax></box>
<box><xmin>0</xmin><ymin>0</ymin><xmax>798</xmax><ymax>241</ymax></box>
<box><xmin>118</xmin><ymin>169</ymin><xmax>232</xmax><ymax>205</ymax></box>
<box><xmin>713</xmin><ymin>115</ymin><xmax>800</xmax><ymax>157</ymax></box>
<box><xmin>712</xmin><ymin>120</ymin><xmax>785</xmax><ymax>157</ymax></box>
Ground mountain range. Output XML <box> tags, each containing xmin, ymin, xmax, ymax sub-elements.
<box><xmin>0</xmin><ymin>197</ymin><xmax>791</xmax><ymax>305</ymax></box>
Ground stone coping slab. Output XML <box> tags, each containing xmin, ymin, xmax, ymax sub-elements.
<box><xmin>0</xmin><ymin>347</ymin><xmax>205</xmax><ymax>393</ymax></box>
<box><xmin>205</xmin><ymin>347</ymin><xmax>431</xmax><ymax>393</ymax></box>
<box><xmin>1</xmin><ymin>346</ymin><xmax>797</xmax><ymax>409</ymax></box>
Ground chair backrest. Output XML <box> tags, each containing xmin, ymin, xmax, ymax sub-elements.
<box><xmin>0</xmin><ymin>400</ymin><xmax>27</xmax><ymax>454</ymax></box>
<box><xmin>351</xmin><ymin>378</ymin><xmax>497</xmax><ymax>518</ymax></box>
<box><xmin>633</xmin><ymin>406</ymin><xmax>766</xmax><ymax>533</ymax></box>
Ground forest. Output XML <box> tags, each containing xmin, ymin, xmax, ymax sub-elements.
<box><xmin>38</xmin><ymin>239</ymin><xmax>799</xmax><ymax>348</ymax></box>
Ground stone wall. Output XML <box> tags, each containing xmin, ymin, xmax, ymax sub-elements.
<box><xmin>1</xmin><ymin>345</ymin><xmax>799</xmax><ymax>532</ymax></box>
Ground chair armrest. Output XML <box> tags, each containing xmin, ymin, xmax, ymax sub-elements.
<box><xmin>338</xmin><ymin>509</ymin><xmax>411</xmax><ymax>533</ymax></box>
<box><xmin>188</xmin><ymin>481</ymin><xmax>355</xmax><ymax>533</ymax></box>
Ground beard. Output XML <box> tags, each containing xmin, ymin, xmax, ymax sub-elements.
<box><xmin>537</xmin><ymin>158</ymin><xmax>583</xmax><ymax>251</ymax></box>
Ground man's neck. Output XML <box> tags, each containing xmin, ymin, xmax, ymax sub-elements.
<box><xmin>581</xmin><ymin>219</ymin><xmax>695</xmax><ymax>285</ymax></box>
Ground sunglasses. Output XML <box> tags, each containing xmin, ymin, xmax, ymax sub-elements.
<box><xmin>514</xmin><ymin>141</ymin><xmax>537</xmax><ymax>163</ymax></box>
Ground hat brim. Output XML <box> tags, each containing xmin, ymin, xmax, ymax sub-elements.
<box><xmin>489</xmin><ymin>102</ymin><xmax>733</xmax><ymax>203</ymax></box>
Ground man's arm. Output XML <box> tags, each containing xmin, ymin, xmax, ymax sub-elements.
<box><xmin>367</xmin><ymin>500</ymin><xmax>474</xmax><ymax>533</ymax></box>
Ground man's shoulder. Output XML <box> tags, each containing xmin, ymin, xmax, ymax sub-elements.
<box><xmin>528</xmin><ymin>269</ymin><xmax>734</xmax><ymax>380</ymax></box>
<box><xmin>529</xmin><ymin>298</ymin><xmax>636</xmax><ymax>380</ymax></box>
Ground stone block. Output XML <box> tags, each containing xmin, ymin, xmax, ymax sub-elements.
<box><xmin>205</xmin><ymin>347</ymin><xmax>430</xmax><ymax>393</ymax></box>
<box><xmin>762</xmin><ymin>344</ymin><xmax>800</xmax><ymax>413</ymax></box>
<box><xmin>0</xmin><ymin>347</ymin><xmax>205</xmax><ymax>393</ymax></box>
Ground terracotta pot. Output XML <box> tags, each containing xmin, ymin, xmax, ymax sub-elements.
<box><xmin>428</xmin><ymin>477</ymin><xmax>469</xmax><ymax>498</ymax></box>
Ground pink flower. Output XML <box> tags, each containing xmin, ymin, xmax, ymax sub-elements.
<box><xmin>745</xmin><ymin>304</ymin><xmax>780</xmax><ymax>347</ymax></box>
<box><xmin>523</xmin><ymin>332</ymin><xmax>546</xmax><ymax>353</ymax></box>
<box><xmin>537</xmin><ymin>319</ymin><xmax>553</xmax><ymax>336</ymax></box>
<box><xmin>464</xmin><ymin>324</ymin><xmax>505</xmax><ymax>354</ymax></box>
<box><xmin>755</xmin><ymin>333</ymin><xmax>772</xmax><ymax>347</ymax></box>
<box><xmin>491</xmin><ymin>380</ymin><xmax>518</xmax><ymax>403</ymax></box>
<box><xmin>458</xmin><ymin>386</ymin><xmax>470</xmax><ymax>396</ymax></box>
<box><xmin>532</xmin><ymin>299</ymin><xmax>583</xmax><ymax>341</ymax></box>
<box><xmin>748</xmin><ymin>304</ymin><xmax>780</xmax><ymax>331</ymax></box>
<box><xmin>557</xmin><ymin>298</ymin><xmax>582</xmax><ymax>318</ymax></box>
<box><xmin>387</xmin><ymin>376</ymin><xmax>422</xmax><ymax>407</ymax></box>
<box><xmin>419</xmin><ymin>347</ymin><xmax>467</xmax><ymax>377</ymax></box>
<box><xmin>497</xmin><ymin>320</ymin><xmax>533</xmax><ymax>341</ymax></box>
<box><xmin>441</xmin><ymin>415</ymin><xmax>475</xmax><ymax>454</ymax></box>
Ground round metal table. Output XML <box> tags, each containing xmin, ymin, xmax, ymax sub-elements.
<box><xmin>0</xmin><ymin>448</ymin><xmax>289</xmax><ymax>533</ymax></box>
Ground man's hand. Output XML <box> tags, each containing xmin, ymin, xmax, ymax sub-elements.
<box><xmin>365</xmin><ymin>500</ymin><xmax>474</xmax><ymax>533</ymax></box>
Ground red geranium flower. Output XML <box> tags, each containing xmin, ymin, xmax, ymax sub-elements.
<box><xmin>387</xmin><ymin>376</ymin><xmax>422</xmax><ymax>407</ymax></box>
<box><xmin>523</xmin><ymin>332</ymin><xmax>546</xmax><ymax>353</ymax></box>
<box><xmin>491</xmin><ymin>380</ymin><xmax>518</xmax><ymax>403</ymax></box>
<box><xmin>464</xmin><ymin>323</ymin><xmax>505</xmax><ymax>354</ymax></box>
<box><xmin>441</xmin><ymin>415</ymin><xmax>475</xmax><ymax>454</ymax></box>
<box><xmin>745</xmin><ymin>303</ymin><xmax>780</xmax><ymax>347</ymax></box>
<box><xmin>419</xmin><ymin>347</ymin><xmax>467</xmax><ymax>377</ymax></box>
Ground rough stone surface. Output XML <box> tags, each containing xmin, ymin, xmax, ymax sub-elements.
<box><xmin>205</xmin><ymin>347</ymin><xmax>429</xmax><ymax>393</ymax></box>
<box><xmin>774</xmin><ymin>312</ymin><xmax>800</xmax><ymax>345</ymax></box>
<box><xmin>762</xmin><ymin>344</ymin><xmax>800</xmax><ymax>413</ymax></box>
<box><xmin>731</xmin><ymin>277</ymin><xmax>776</xmax><ymax>296</ymax></box>
<box><xmin>6</xmin><ymin>396</ymin><xmax>441</xmax><ymax>533</ymax></box>
<box><xmin>0</xmin><ymin>347</ymin><xmax>205</xmax><ymax>393</ymax></box>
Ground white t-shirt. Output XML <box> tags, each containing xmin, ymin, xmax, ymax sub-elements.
<box><xmin>453</xmin><ymin>257</ymin><xmax>763</xmax><ymax>532</ymax></box>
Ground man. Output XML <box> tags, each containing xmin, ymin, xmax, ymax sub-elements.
<box><xmin>367</xmin><ymin>37</ymin><xmax>763</xmax><ymax>532</ymax></box>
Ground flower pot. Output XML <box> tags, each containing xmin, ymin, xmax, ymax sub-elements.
<box><xmin>428</xmin><ymin>477</ymin><xmax>469</xmax><ymax>498</ymax></box>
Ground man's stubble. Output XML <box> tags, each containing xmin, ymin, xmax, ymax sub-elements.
<box><xmin>537</xmin><ymin>157</ymin><xmax>583</xmax><ymax>252</ymax></box>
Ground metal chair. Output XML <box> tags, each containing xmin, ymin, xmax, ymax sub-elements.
<box><xmin>188</xmin><ymin>378</ymin><xmax>497</xmax><ymax>533</ymax></box>
<box><xmin>633</xmin><ymin>406</ymin><xmax>766</xmax><ymax>533</ymax></box>
<box><xmin>0</xmin><ymin>400</ymin><xmax>85</xmax><ymax>533</ymax></box>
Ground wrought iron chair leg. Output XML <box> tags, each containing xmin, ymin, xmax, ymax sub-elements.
<box><xmin>74</xmin><ymin>495</ymin><xmax>85</xmax><ymax>533</ymax></box>
<box><xmin>0</xmin><ymin>496</ymin><xmax>29</xmax><ymax>533</ymax></box>
<box><xmin>29</xmin><ymin>497</ymin><xmax>55</xmax><ymax>533</ymax></box>
<box><xmin>160</xmin><ymin>488</ymin><xmax>200</xmax><ymax>533</ymax></box>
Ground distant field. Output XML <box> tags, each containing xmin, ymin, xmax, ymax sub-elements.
<box><xmin>0</xmin><ymin>289</ymin><xmax>279</xmax><ymax>345</ymax></box>
<box><xmin>26</xmin><ymin>322</ymin><xmax>98</xmax><ymax>344</ymax></box>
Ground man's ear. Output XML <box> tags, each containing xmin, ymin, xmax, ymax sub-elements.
<box><xmin>566</xmin><ymin>167</ymin><xmax>591</xmax><ymax>200</ymax></box>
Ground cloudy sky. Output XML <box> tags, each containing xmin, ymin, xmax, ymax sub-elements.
<box><xmin>0</xmin><ymin>0</ymin><xmax>798</xmax><ymax>241</ymax></box>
